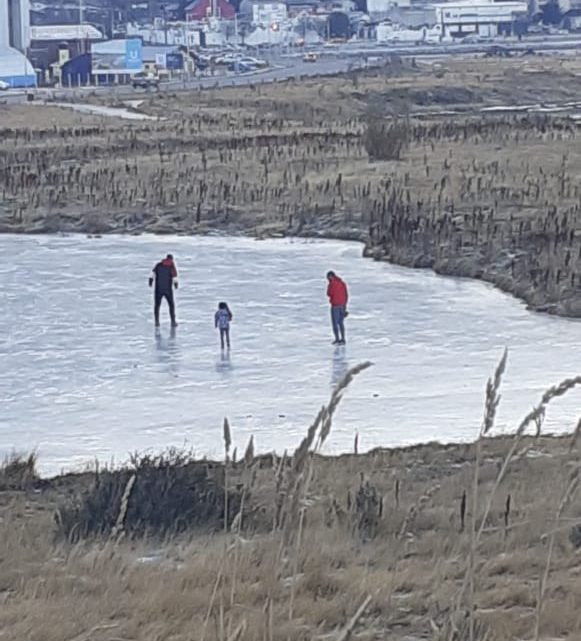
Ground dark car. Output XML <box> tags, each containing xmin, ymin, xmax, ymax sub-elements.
<box><xmin>131</xmin><ymin>73</ymin><xmax>160</xmax><ymax>89</ymax></box>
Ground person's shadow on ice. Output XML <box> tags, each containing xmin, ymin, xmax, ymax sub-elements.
<box><xmin>154</xmin><ymin>327</ymin><xmax>180</xmax><ymax>377</ymax></box>
<box><xmin>331</xmin><ymin>346</ymin><xmax>349</xmax><ymax>387</ymax></box>
<box><xmin>215</xmin><ymin>350</ymin><xmax>233</xmax><ymax>375</ymax></box>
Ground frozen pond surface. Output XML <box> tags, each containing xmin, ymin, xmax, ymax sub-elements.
<box><xmin>1</xmin><ymin>235</ymin><xmax>580</xmax><ymax>475</ymax></box>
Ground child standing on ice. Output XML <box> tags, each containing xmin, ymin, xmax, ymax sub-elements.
<box><xmin>214</xmin><ymin>302</ymin><xmax>233</xmax><ymax>350</ymax></box>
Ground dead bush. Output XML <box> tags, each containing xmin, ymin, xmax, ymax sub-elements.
<box><xmin>54</xmin><ymin>449</ymin><xmax>244</xmax><ymax>541</ymax></box>
<box><xmin>0</xmin><ymin>452</ymin><xmax>38</xmax><ymax>490</ymax></box>
<box><xmin>363</xmin><ymin>116</ymin><xmax>409</xmax><ymax>161</ymax></box>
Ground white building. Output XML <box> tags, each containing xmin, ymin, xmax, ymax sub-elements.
<box><xmin>376</xmin><ymin>21</ymin><xmax>445</xmax><ymax>42</ymax></box>
<box><xmin>432</xmin><ymin>0</ymin><xmax>528</xmax><ymax>38</ymax></box>
<box><xmin>126</xmin><ymin>22</ymin><xmax>202</xmax><ymax>48</ymax></box>
<box><xmin>1</xmin><ymin>0</ymin><xmax>31</xmax><ymax>51</ymax></box>
<box><xmin>252</xmin><ymin>2</ymin><xmax>287</xmax><ymax>27</ymax></box>
<box><xmin>30</xmin><ymin>24</ymin><xmax>104</xmax><ymax>42</ymax></box>
<box><xmin>367</xmin><ymin>0</ymin><xmax>412</xmax><ymax>20</ymax></box>
<box><xmin>0</xmin><ymin>0</ymin><xmax>35</xmax><ymax>86</ymax></box>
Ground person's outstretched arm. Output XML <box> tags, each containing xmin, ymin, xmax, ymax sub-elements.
<box><xmin>172</xmin><ymin>262</ymin><xmax>179</xmax><ymax>289</ymax></box>
<box><xmin>149</xmin><ymin>265</ymin><xmax>156</xmax><ymax>288</ymax></box>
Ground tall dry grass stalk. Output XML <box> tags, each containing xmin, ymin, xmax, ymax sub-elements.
<box><xmin>336</xmin><ymin>594</ymin><xmax>372</xmax><ymax>641</ymax></box>
<box><xmin>223</xmin><ymin>417</ymin><xmax>232</xmax><ymax>533</ymax></box>
<box><xmin>287</xmin><ymin>362</ymin><xmax>372</xmax><ymax>620</ymax></box>
<box><xmin>458</xmin><ymin>359</ymin><xmax>581</xmax><ymax>640</ymax></box>
<box><xmin>229</xmin><ymin>435</ymin><xmax>256</xmax><ymax>609</ymax></box>
<box><xmin>568</xmin><ymin>416</ymin><xmax>581</xmax><ymax>452</ymax></box>
<box><xmin>534</xmin><ymin>465</ymin><xmax>580</xmax><ymax>641</ymax></box>
<box><xmin>468</xmin><ymin>349</ymin><xmax>508</xmax><ymax>641</ymax></box>
<box><xmin>477</xmin><ymin>374</ymin><xmax>581</xmax><ymax>543</ymax></box>
<box><xmin>110</xmin><ymin>474</ymin><xmax>135</xmax><ymax>542</ymax></box>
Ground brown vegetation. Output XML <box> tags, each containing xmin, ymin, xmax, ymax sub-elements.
<box><xmin>1</xmin><ymin>57</ymin><xmax>581</xmax><ymax>315</ymax></box>
<box><xmin>1</xmin><ymin>356</ymin><xmax>580</xmax><ymax>641</ymax></box>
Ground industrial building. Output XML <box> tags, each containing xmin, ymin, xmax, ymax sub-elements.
<box><xmin>0</xmin><ymin>0</ymin><xmax>36</xmax><ymax>86</ymax></box>
<box><xmin>432</xmin><ymin>0</ymin><xmax>528</xmax><ymax>37</ymax></box>
<box><xmin>239</xmin><ymin>1</ymin><xmax>288</xmax><ymax>26</ymax></box>
<box><xmin>367</xmin><ymin>0</ymin><xmax>412</xmax><ymax>20</ymax></box>
<box><xmin>29</xmin><ymin>24</ymin><xmax>104</xmax><ymax>81</ymax></box>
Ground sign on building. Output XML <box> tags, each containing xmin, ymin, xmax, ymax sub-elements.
<box><xmin>92</xmin><ymin>38</ymin><xmax>143</xmax><ymax>74</ymax></box>
<box><xmin>252</xmin><ymin>2</ymin><xmax>288</xmax><ymax>26</ymax></box>
<box><xmin>125</xmin><ymin>39</ymin><xmax>142</xmax><ymax>70</ymax></box>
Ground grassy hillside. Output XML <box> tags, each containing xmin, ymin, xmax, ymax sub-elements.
<box><xmin>1</xmin><ymin>358</ymin><xmax>581</xmax><ymax>641</ymax></box>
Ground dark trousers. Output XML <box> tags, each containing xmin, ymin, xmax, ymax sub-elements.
<box><xmin>219</xmin><ymin>327</ymin><xmax>230</xmax><ymax>349</ymax></box>
<box><xmin>331</xmin><ymin>305</ymin><xmax>346</xmax><ymax>341</ymax></box>
<box><xmin>154</xmin><ymin>289</ymin><xmax>176</xmax><ymax>326</ymax></box>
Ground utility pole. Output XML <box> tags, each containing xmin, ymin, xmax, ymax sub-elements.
<box><xmin>160</xmin><ymin>3</ymin><xmax>168</xmax><ymax>44</ymax></box>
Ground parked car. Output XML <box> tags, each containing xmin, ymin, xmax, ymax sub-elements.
<box><xmin>460</xmin><ymin>34</ymin><xmax>492</xmax><ymax>44</ymax></box>
<box><xmin>303</xmin><ymin>52</ymin><xmax>318</xmax><ymax>62</ymax></box>
<box><xmin>0</xmin><ymin>80</ymin><xmax>9</xmax><ymax>90</ymax></box>
<box><xmin>236</xmin><ymin>56</ymin><xmax>268</xmax><ymax>68</ymax></box>
<box><xmin>131</xmin><ymin>72</ymin><xmax>159</xmax><ymax>89</ymax></box>
<box><xmin>228</xmin><ymin>60</ymin><xmax>257</xmax><ymax>73</ymax></box>
<box><xmin>214</xmin><ymin>53</ymin><xmax>239</xmax><ymax>65</ymax></box>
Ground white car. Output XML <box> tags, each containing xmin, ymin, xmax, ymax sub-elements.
<box><xmin>0</xmin><ymin>80</ymin><xmax>9</xmax><ymax>90</ymax></box>
<box><xmin>237</xmin><ymin>56</ymin><xmax>268</xmax><ymax>68</ymax></box>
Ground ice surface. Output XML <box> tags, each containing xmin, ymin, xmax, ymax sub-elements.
<box><xmin>1</xmin><ymin>234</ymin><xmax>580</xmax><ymax>475</ymax></box>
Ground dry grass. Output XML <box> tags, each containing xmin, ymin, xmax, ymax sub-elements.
<box><xmin>1</xmin><ymin>357</ymin><xmax>580</xmax><ymax>641</ymax></box>
<box><xmin>0</xmin><ymin>451</ymin><xmax>38</xmax><ymax>490</ymax></box>
<box><xmin>2</xmin><ymin>57</ymin><xmax>581</xmax><ymax>313</ymax></box>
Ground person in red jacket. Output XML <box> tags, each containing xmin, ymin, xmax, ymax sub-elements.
<box><xmin>326</xmin><ymin>271</ymin><xmax>348</xmax><ymax>345</ymax></box>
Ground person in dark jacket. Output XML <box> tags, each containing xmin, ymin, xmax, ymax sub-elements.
<box><xmin>149</xmin><ymin>254</ymin><xmax>178</xmax><ymax>327</ymax></box>
<box><xmin>214</xmin><ymin>302</ymin><xmax>233</xmax><ymax>350</ymax></box>
<box><xmin>326</xmin><ymin>271</ymin><xmax>348</xmax><ymax>345</ymax></box>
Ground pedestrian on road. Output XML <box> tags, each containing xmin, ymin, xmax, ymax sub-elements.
<box><xmin>149</xmin><ymin>254</ymin><xmax>179</xmax><ymax>328</ymax></box>
<box><xmin>326</xmin><ymin>271</ymin><xmax>348</xmax><ymax>345</ymax></box>
<box><xmin>215</xmin><ymin>302</ymin><xmax>233</xmax><ymax>350</ymax></box>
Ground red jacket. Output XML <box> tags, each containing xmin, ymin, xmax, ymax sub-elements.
<box><xmin>327</xmin><ymin>276</ymin><xmax>348</xmax><ymax>306</ymax></box>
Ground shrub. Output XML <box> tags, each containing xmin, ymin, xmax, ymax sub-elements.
<box><xmin>0</xmin><ymin>452</ymin><xmax>38</xmax><ymax>490</ymax></box>
<box><xmin>363</xmin><ymin>116</ymin><xmax>409</xmax><ymax>162</ymax></box>
<box><xmin>54</xmin><ymin>449</ymin><xmax>244</xmax><ymax>541</ymax></box>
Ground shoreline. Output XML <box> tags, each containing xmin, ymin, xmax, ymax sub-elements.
<box><xmin>2</xmin><ymin>431</ymin><xmax>574</xmax><ymax>486</ymax></box>
<box><xmin>2</xmin><ymin>222</ymin><xmax>580</xmax><ymax>319</ymax></box>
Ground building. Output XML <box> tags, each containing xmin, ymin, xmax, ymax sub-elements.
<box><xmin>0</xmin><ymin>0</ymin><xmax>35</xmax><ymax>86</ymax></box>
<box><xmin>2</xmin><ymin>0</ymin><xmax>30</xmax><ymax>51</ymax></box>
<box><xmin>376</xmin><ymin>20</ymin><xmax>444</xmax><ymax>41</ymax></box>
<box><xmin>367</xmin><ymin>0</ymin><xmax>412</xmax><ymax>19</ymax></box>
<box><xmin>385</xmin><ymin>6</ymin><xmax>438</xmax><ymax>28</ymax></box>
<box><xmin>249</xmin><ymin>2</ymin><xmax>288</xmax><ymax>26</ymax></box>
<box><xmin>29</xmin><ymin>24</ymin><xmax>104</xmax><ymax>79</ymax></box>
<box><xmin>563</xmin><ymin>7</ymin><xmax>581</xmax><ymax>28</ymax></box>
<box><xmin>432</xmin><ymin>0</ymin><xmax>528</xmax><ymax>38</ymax></box>
<box><xmin>328</xmin><ymin>10</ymin><xmax>351</xmax><ymax>38</ymax></box>
<box><xmin>185</xmin><ymin>0</ymin><xmax>236</xmax><ymax>20</ymax></box>
<box><xmin>126</xmin><ymin>22</ymin><xmax>202</xmax><ymax>48</ymax></box>
<box><xmin>286</xmin><ymin>0</ymin><xmax>321</xmax><ymax>16</ymax></box>
<box><xmin>91</xmin><ymin>38</ymin><xmax>143</xmax><ymax>83</ymax></box>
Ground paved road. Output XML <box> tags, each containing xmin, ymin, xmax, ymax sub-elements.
<box><xmin>4</xmin><ymin>35</ymin><xmax>581</xmax><ymax>103</ymax></box>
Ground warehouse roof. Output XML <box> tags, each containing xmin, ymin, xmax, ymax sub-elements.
<box><xmin>0</xmin><ymin>46</ymin><xmax>36</xmax><ymax>87</ymax></box>
<box><xmin>30</xmin><ymin>25</ymin><xmax>104</xmax><ymax>42</ymax></box>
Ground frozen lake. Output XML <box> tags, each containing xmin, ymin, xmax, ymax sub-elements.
<box><xmin>1</xmin><ymin>234</ymin><xmax>580</xmax><ymax>474</ymax></box>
